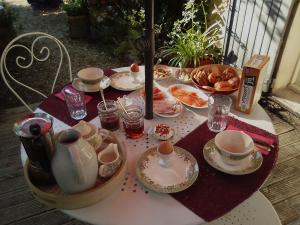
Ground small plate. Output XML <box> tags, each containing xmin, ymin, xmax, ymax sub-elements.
<box><xmin>173</xmin><ymin>67</ymin><xmax>193</xmax><ymax>84</ymax></box>
<box><xmin>136</xmin><ymin>146</ymin><xmax>199</xmax><ymax>193</ymax></box>
<box><xmin>153</xmin><ymin>99</ymin><xmax>183</xmax><ymax>118</ymax></box>
<box><xmin>153</xmin><ymin>65</ymin><xmax>172</xmax><ymax>80</ymax></box>
<box><xmin>203</xmin><ymin>139</ymin><xmax>263</xmax><ymax>175</ymax></box>
<box><xmin>110</xmin><ymin>71</ymin><xmax>145</xmax><ymax>91</ymax></box>
<box><xmin>149</xmin><ymin>125</ymin><xmax>175</xmax><ymax>140</ymax></box>
<box><xmin>168</xmin><ymin>84</ymin><xmax>208</xmax><ymax>109</ymax></box>
<box><xmin>72</xmin><ymin>78</ymin><xmax>100</xmax><ymax>92</ymax></box>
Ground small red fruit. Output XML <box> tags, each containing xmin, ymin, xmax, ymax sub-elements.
<box><xmin>130</xmin><ymin>63</ymin><xmax>139</xmax><ymax>72</ymax></box>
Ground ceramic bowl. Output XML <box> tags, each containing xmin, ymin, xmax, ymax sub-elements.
<box><xmin>77</xmin><ymin>67</ymin><xmax>104</xmax><ymax>85</ymax></box>
<box><xmin>73</xmin><ymin>121</ymin><xmax>102</xmax><ymax>150</ymax></box>
<box><xmin>192</xmin><ymin>64</ymin><xmax>241</xmax><ymax>95</ymax></box>
<box><xmin>215</xmin><ymin>130</ymin><xmax>255</xmax><ymax>166</ymax></box>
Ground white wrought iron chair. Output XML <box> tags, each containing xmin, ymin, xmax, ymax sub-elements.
<box><xmin>0</xmin><ymin>32</ymin><xmax>73</xmax><ymax>112</ymax></box>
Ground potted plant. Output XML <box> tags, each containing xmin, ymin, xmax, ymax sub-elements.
<box><xmin>160</xmin><ymin>0</ymin><xmax>223</xmax><ymax>68</ymax></box>
<box><xmin>61</xmin><ymin>0</ymin><xmax>89</xmax><ymax>38</ymax></box>
<box><xmin>0</xmin><ymin>1</ymin><xmax>16</xmax><ymax>53</ymax></box>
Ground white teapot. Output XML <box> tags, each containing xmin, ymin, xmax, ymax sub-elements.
<box><xmin>52</xmin><ymin>129</ymin><xmax>98</xmax><ymax>194</ymax></box>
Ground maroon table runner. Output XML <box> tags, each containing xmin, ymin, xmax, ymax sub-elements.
<box><xmin>172</xmin><ymin>117</ymin><xmax>279</xmax><ymax>222</ymax></box>
<box><xmin>39</xmin><ymin>69</ymin><xmax>131</xmax><ymax>126</ymax></box>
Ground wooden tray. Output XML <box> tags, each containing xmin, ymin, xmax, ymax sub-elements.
<box><xmin>24</xmin><ymin>133</ymin><xmax>127</xmax><ymax>209</ymax></box>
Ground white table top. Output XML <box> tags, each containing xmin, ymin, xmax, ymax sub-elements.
<box><xmin>21</xmin><ymin>67</ymin><xmax>276</xmax><ymax>225</ymax></box>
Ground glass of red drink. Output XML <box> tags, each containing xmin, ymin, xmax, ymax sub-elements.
<box><xmin>121</xmin><ymin>105</ymin><xmax>144</xmax><ymax>139</ymax></box>
<box><xmin>97</xmin><ymin>100</ymin><xmax>120</xmax><ymax>131</ymax></box>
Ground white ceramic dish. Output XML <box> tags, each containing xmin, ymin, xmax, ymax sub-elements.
<box><xmin>72</xmin><ymin>78</ymin><xmax>100</xmax><ymax>92</ymax></box>
<box><xmin>168</xmin><ymin>84</ymin><xmax>208</xmax><ymax>109</ymax></box>
<box><xmin>151</xmin><ymin>124</ymin><xmax>175</xmax><ymax>140</ymax></box>
<box><xmin>203</xmin><ymin>139</ymin><xmax>263</xmax><ymax>175</ymax></box>
<box><xmin>136</xmin><ymin>146</ymin><xmax>199</xmax><ymax>193</ymax></box>
<box><xmin>110</xmin><ymin>71</ymin><xmax>145</xmax><ymax>91</ymax></box>
<box><xmin>173</xmin><ymin>67</ymin><xmax>193</xmax><ymax>84</ymax></box>
<box><xmin>153</xmin><ymin>99</ymin><xmax>183</xmax><ymax>118</ymax></box>
<box><xmin>153</xmin><ymin>65</ymin><xmax>172</xmax><ymax>80</ymax></box>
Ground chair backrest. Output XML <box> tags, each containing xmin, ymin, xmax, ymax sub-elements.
<box><xmin>0</xmin><ymin>32</ymin><xmax>73</xmax><ymax>112</ymax></box>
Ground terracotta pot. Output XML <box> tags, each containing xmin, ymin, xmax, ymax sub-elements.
<box><xmin>67</xmin><ymin>15</ymin><xmax>90</xmax><ymax>39</ymax></box>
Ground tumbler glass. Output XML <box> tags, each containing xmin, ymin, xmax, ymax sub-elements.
<box><xmin>63</xmin><ymin>87</ymin><xmax>87</xmax><ymax>120</ymax></box>
<box><xmin>207</xmin><ymin>94</ymin><xmax>232</xmax><ymax>132</ymax></box>
<box><xmin>121</xmin><ymin>105</ymin><xmax>144</xmax><ymax>139</ymax></box>
<box><xmin>97</xmin><ymin>100</ymin><xmax>120</xmax><ymax>131</ymax></box>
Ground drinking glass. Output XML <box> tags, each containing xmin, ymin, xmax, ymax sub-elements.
<box><xmin>97</xmin><ymin>100</ymin><xmax>120</xmax><ymax>131</ymax></box>
<box><xmin>63</xmin><ymin>87</ymin><xmax>87</xmax><ymax>120</ymax></box>
<box><xmin>207</xmin><ymin>94</ymin><xmax>232</xmax><ymax>132</ymax></box>
<box><xmin>121</xmin><ymin>105</ymin><xmax>144</xmax><ymax>139</ymax></box>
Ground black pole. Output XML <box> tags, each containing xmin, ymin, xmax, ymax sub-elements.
<box><xmin>144</xmin><ymin>0</ymin><xmax>154</xmax><ymax>119</ymax></box>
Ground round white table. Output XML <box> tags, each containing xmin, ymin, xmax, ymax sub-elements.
<box><xmin>21</xmin><ymin>67</ymin><xmax>281</xmax><ymax>225</ymax></box>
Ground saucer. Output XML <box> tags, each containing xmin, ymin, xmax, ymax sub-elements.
<box><xmin>136</xmin><ymin>146</ymin><xmax>199</xmax><ymax>193</ymax></box>
<box><xmin>203</xmin><ymin>139</ymin><xmax>263</xmax><ymax>175</ymax></box>
<box><xmin>72</xmin><ymin>76</ymin><xmax>109</xmax><ymax>93</ymax></box>
<box><xmin>110</xmin><ymin>71</ymin><xmax>144</xmax><ymax>91</ymax></box>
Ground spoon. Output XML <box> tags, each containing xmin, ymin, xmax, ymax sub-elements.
<box><xmin>99</xmin><ymin>76</ymin><xmax>111</xmax><ymax>110</ymax></box>
<box><xmin>156</xmin><ymin>58</ymin><xmax>162</xmax><ymax>65</ymax></box>
<box><xmin>117</xmin><ymin>97</ymin><xmax>131</xmax><ymax>118</ymax></box>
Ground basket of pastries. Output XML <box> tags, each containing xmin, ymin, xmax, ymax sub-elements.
<box><xmin>191</xmin><ymin>64</ymin><xmax>241</xmax><ymax>94</ymax></box>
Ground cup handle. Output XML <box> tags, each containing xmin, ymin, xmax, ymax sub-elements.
<box><xmin>99</xmin><ymin>164</ymin><xmax>110</xmax><ymax>178</ymax></box>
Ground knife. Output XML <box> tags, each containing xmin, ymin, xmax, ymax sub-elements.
<box><xmin>253</xmin><ymin>138</ymin><xmax>274</xmax><ymax>149</ymax></box>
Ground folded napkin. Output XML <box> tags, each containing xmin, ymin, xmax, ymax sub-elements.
<box><xmin>55</xmin><ymin>85</ymin><xmax>93</xmax><ymax>104</ymax></box>
<box><xmin>227</xmin><ymin>124</ymin><xmax>274</xmax><ymax>155</ymax></box>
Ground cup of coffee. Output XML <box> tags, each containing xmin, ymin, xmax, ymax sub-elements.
<box><xmin>77</xmin><ymin>67</ymin><xmax>104</xmax><ymax>85</ymax></box>
<box><xmin>215</xmin><ymin>130</ymin><xmax>255</xmax><ymax>165</ymax></box>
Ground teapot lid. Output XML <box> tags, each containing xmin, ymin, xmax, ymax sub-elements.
<box><xmin>57</xmin><ymin>129</ymin><xmax>80</xmax><ymax>144</ymax></box>
<box><xmin>14</xmin><ymin>113</ymin><xmax>53</xmax><ymax>138</ymax></box>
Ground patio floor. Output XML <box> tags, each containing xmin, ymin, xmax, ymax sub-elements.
<box><xmin>0</xmin><ymin>104</ymin><xmax>299</xmax><ymax>225</ymax></box>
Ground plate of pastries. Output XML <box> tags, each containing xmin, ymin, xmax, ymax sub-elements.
<box><xmin>191</xmin><ymin>64</ymin><xmax>241</xmax><ymax>94</ymax></box>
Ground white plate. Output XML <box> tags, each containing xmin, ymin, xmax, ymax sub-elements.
<box><xmin>72</xmin><ymin>78</ymin><xmax>101</xmax><ymax>92</ymax></box>
<box><xmin>153</xmin><ymin>99</ymin><xmax>183</xmax><ymax>118</ymax></box>
<box><xmin>110</xmin><ymin>71</ymin><xmax>145</xmax><ymax>91</ymax></box>
<box><xmin>153</xmin><ymin>65</ymin><xmax>172</xmax><ymax>80</ymax></box>
<box><xmin>136</xmin><ymin>146</ymin><xmax>199</xmax><ymax>193</ymax></box>
<box><xmin>173</xmin><ymin>67</ymin><xmax>193</xmax><ymax>84</ymax></box>
<box><xmin>167</xmin><ymin>84</ymin><xmax>208</xmax><ymax>109</ymax></box>
<box><xmin>203</xmin><ymin>139</ymin><xmax>263</xmax><ymax>175</ymax></box>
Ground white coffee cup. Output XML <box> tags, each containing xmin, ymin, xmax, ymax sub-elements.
<box><xmin>77</xmin><ymin>67</ymin><xmax>104</xmax><ymax>85</ymax></box>
<box><xmin>215</xmin><ymin>130</ymin><xmax>255</xmax><ymax>166</ymax></box>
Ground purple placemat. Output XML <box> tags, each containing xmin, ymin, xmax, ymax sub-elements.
<box><xmin>39</xmin><ymin>69</ymin><xmax>131</xmax><ymax>126</ymax></box>
<box><xmin>172</xmin><ymin>117</ymin><xmax>279</xmax><ymax>222</ymax></box>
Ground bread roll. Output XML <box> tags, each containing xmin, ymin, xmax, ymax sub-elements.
<box><xmin>214</xmin><ymin>81</ymin><xmax>233</xmax><ymax>91</ymax></box>
<box><xmin>228</xmin><ymin>76</ymin><xmax>240</xmax><ymax>88</ymax></box>
<box><xmin>208</xmin><ymin>72</ymin><xmax>222</xmax><ymax>84</ymax></box>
